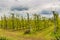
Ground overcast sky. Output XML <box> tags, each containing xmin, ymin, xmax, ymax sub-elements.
<box><xmin>0</xmin><ymin>0</ymin><xmax>60</xmax><ymax>18</ymax></box>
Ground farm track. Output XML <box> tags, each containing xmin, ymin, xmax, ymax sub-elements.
<box><xmin>0</xmin><ymin>26</ymin><xmax>54</xmax><ymax>40</ymax></box>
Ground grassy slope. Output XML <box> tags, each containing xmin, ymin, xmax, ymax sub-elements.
<box><xmin>0</xmin><ymin>26</ymin><xmax>54</xmax><ymax>40</ymax></box>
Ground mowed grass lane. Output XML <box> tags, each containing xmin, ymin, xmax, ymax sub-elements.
<box><xmin>0</xmin><ymin>26</ymin><xmax>54</xmax><ymax>40</ymax></box>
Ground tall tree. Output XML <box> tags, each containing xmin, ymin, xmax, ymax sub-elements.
<box><xmin>52</xmin><ymin>11</ymin><xmax>59</xmax><ymax>40</ymax></box>
<box><xmin>11</xmin><ymin>13</ymin><xmax>15</xmax><ymax>30</ymax></box>
<box><xmin>53</xmin><ymin>11</ymin><xmax>58</xmax><ymax>34</ymax></box>
<box><xmin>33</xmin><ymin>14</ymin><xmax>40</xmax><ymax>31</ymax></box>
<box><xmin>3</xmin><ymin>15</ymin><xmax>7</xmax><ymax>29</ymax></box>
<box><xmin>0</xmin><ymin>16</ymin><xmax>3</xmax><ymax>28</ymax></box>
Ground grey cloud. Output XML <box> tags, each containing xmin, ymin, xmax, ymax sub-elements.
<box><xmin>41</xmin><ymin>10</ymin><xmax>52</xmax><ymax>15</ymax></box>
<box><xmin>11</xmin><ymin>6</ymin><xmax>29</xmax><ymax>11</ymax></box>
<box><xmin>0</xmin><ymin>0</ymin><xmax>60</xmax><ymax>17</ymax></box>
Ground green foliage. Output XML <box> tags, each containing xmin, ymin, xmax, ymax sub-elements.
<box><xmin>0</xmin><ymin>37</ymin><xmax>8</xmax><ymax>40</ymax></box>
<box><xmin>0</xmin><ymin>11</ymin><xmax>60</xmax><ymax>38</ymax></box>
<box><xmin>0</xmin><ymin>13</ymin><xmax>53</xmax><ymax>31</ymax></box>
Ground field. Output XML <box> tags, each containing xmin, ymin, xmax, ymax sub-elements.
<box><xmin>0</xmin><ymin>26</ymin><xmax>54</xmax><ymax>40</ymax></box>
<box><xmin>0</xmin><ymin>11</ymin><xmax>60</xmax><ymax>40</ymax></box>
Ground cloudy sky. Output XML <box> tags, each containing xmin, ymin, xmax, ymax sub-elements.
<box><xmin>0</xmin><ymin>0</ymin><xmax>60</xmax><ymax>18</ymax></box>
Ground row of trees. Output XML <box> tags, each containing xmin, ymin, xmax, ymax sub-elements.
<box><xmin>0</xmin><ymin>11</ymin><xmax>60</xmax><ymax>34</ymax></box>
<box><xmin>0</xmin><ymin>11</ymin><xmax>60</xmax><ymax>40</ymax></box>
<box><xmin>0</xmin><ymin>13</ymin><xmax>53</xmax><ymax>31</ymax></box>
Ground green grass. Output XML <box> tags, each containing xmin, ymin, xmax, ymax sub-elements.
<box><xmin>0</xmin><ymin>37</ymin><xmax>7</xmax><ymax>40</ymax></box>
<box><xmin>0</xmin><ymin>25</ymin><xmax>55</xmax><ymax>40</ymax></box>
